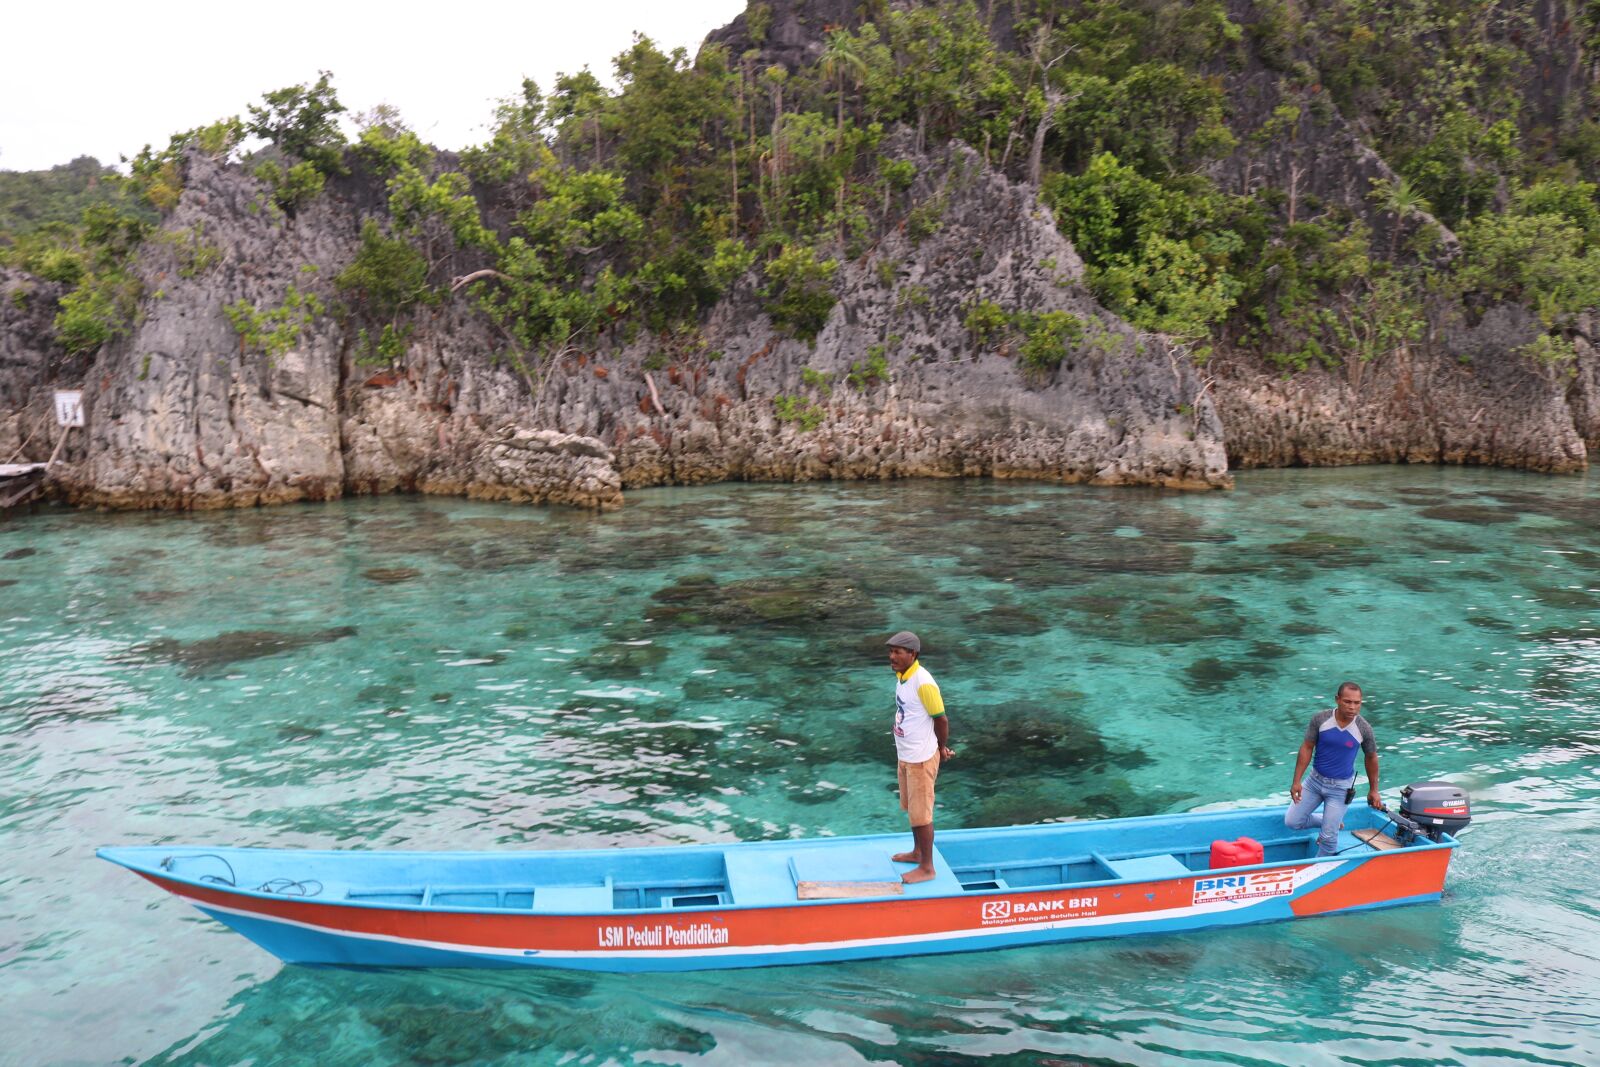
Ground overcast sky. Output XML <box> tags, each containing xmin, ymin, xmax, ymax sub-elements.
<box><xmin>1</xmin><ymin>0</ymin><xmax>747</xmax><ymax>173</ymax></box>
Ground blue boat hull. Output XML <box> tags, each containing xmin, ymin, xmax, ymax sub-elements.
<box><xmin>101</xmin><ymin>804</ymin><xmax>1458</xmax><ymax>972</ymax></box>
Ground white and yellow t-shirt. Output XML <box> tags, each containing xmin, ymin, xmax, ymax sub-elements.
<box><xmin>893</xmin><ymin>662</ymin><xmax>945</xmax><ymax>763</ymax></box>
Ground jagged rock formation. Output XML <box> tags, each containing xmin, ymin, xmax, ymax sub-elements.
<box><xmin>1213</xmin><ymin>304</ymin><xmax>1590</xmax><ymax>472</ymax></box>
<box><xmin>1192</xmin><ymin>0</ymin><xmax>1595</xmax><ymax>473</ymax></box>
<box><xmin>1</xmin><ymin>269</ymin><xmax>75</xmax><ymax>458</ymax></box>
<box><xmin>1572</xmin><ymin>317</ymin><xmax>1600</xmax><ymax>452</ymax></box>
<box><xmin>0</xmin><ymin>136</ymin><xmax>1224</xmax><ymax>511</ymax></box>
<box><xmin>705</xmin><ymin>0</ymin><xmax>1600</xmax><ymax>481</ymax></box>
<box><xmin>1196</xmin><ymin>1</ymin><xmax>1594</xmax><ymax>474</ymax></box>
<box><xmin>3</xmin><ymin>0</ymin><xmax>1595</xmax><ymax>512</ymax></box>
<box><xmin>552</xmin><ymin>135</ymin><xmax>1224</xmax><ymax>491</ymax></box>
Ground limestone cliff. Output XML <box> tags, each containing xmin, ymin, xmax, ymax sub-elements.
<box><xmin>4</xmin><ymin>0</ymin><xmax>1596</xmax><ymax>512</ymax></box>
<box><xmin>1212</xmin><ymin>305</ymin><xmax>1592</xmax><ymax>472</ymax></box>
<box><xmin>0</xmin><ymin>136</ymin><xmax>1225</xmax><ymax>511</ymax></box>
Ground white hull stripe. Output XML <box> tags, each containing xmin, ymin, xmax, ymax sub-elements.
<box><xmin>178</xmin><ymin>863</ymin><xmax>1343</xmax><ymax>962</ymax></box>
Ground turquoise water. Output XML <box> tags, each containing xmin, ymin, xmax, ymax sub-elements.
<box><xmin>2</xmin><ymin>469</ymin><xmax>1598</xmax><ymax>1065</ymax></box>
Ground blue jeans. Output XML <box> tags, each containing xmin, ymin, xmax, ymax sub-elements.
<box><xmin>1286</xmin><ymin>770</ymin><xmax>1352</xmax><ymax>856</ymax></box>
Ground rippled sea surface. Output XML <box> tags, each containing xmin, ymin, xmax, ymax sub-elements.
<box><xmin>2</xmin><ymin>468</ymin><xmax>1598</xmax><ymax>1066</ymax></box>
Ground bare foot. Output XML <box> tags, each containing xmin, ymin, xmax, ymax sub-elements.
<box><xmin>891</xmin><ymin>851</ymin><xmax>918</xmax><ymax>864</ymax></box>
<box><xmin>902</xmin><ymin>866</ymin><xmax>936</xmax><ymax>884</ymax></box>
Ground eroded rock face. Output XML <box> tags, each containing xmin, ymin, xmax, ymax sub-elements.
<box><xmin>0</xmin><ymin>136</ymin><xmax>1228</xmax><ymax>512</ymax></box>
<box><xmin>8</xmin><ymin>156</ymin><xmax>622</xmax><ymax>511</ymax></box>
<box><xmin>1</xmin><ymin>269</ymin><xmax>76</xmax><ymax>463</ymax></box>
<box><xmin>2</xmin><ymin>112</ymin><xmax>1591</xmax><ymax>509</ymax></box>
<box><xmin>1570</xmin><ymin>316</ymin><xmax>1600</xmax><ymax>455</ymax></box>
<box><xmin>541</xmin><ymin>136</ymin><xmax>1228</xmax><ymax>492</ymax></box>
<box><xmin>1211</xmin><ymin>305</ymin><xmax>1590</xmax><ymax>473</ymax></box>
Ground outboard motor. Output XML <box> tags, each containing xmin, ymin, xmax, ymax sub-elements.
<box><xmin>1394</xmin><ymin>781</ymin><xmax>1471</xmax><ymax>844</ymax></box>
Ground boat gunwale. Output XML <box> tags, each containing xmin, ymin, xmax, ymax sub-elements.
<box><xmin>98</xmin><ymin>810</ymin><xmax>1460</xmax><ymax>919</ymax></box>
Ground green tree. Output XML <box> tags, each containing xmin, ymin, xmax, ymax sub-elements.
<box><xmin>1453</xmin><ymin>211</ymin><xmax>1600</xmax><ymax>326</ymax></box>
<box><xmin>246</xmin><ymin>71</ymin><xmax>348</xmax><ymax>175</ymax></box>
<box><xmin>465</xmin><ymin>159</ymin><xmax>645</xmax><ymax>402</ymax></box>
<box><xmin>461</xmin><ymin>79</ymin><xmax>549</xmax><ymax>198</ymax></box>
<box><xmin>1368</xmin><ymin>175</ymin><xmax>1433</xmax><ymax>258</ymax></box>
<box><xmin>548</xmin><ymin>69</ymin><xmax>609</xmax><ymax>166</ymax></box>
<box><xmin>761</xmin><ymin>243</ymin><xmax>838</xmax><ymax>341</ymax></box>
<box><xmin>334</xmin><ymin>219</ymin><xmax>435</xmax><ymax>364</ymax></box>
<box><xmin>820</xmin><ymin>28</ymin><xmax>868</xmax><ymax>148</ymax></box>
<box><xmin>1047</xmin><ymin>153</ymin><xmax>1241</xmax><ymax>348</ymax></box>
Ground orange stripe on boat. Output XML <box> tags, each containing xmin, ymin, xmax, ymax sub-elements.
<box><xmin>141</xmin><ymin>871</ymin><xmax>1209</xmax><ymax>953</ymax></box>
<box><xmin>1289</xmin><ymin>850</ymin><xmax>1452</xmax><ymax>917</ymax></box>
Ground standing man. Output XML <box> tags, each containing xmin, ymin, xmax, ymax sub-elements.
<box><xmin>886</xmin><ymin>631</ymin><xmax>953</xmax><ymax>883</ymax></box>
<box><xmin>1286</xmin><ymin>681</ymin><xmax>1380</xmax><ymax>856</ymax></box>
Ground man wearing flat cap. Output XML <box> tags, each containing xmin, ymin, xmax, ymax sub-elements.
<box><xmin>886</xmin><ymin>630</ymin><xmax>953</xmax><ymax>883</ymax></box>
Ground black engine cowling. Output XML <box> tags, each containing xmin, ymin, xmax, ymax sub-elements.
<box><xmin>1398</xmin><ymin>781</ymin><xmax>1471</xmax><ymax>840</ymax></box>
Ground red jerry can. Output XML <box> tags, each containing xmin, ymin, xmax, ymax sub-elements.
<box><xmin>1209</xmin><ymin>836</ymin><xmax>1264</xmax><ymax>869</ymax></box>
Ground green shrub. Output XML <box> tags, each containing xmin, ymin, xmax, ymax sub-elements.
<box><xmin>335</xmin><ymin>220</ymin><xmax>433</xmax><ymax>318</ymax></box>
<box><xmin>30</xmin><ymin>245</ymin><xmax>87</xmax><ymax>285</ymax></box>
<box><xmin>1015</xmin><ymin>311</ymin><xmax>1085</xmax><ymax>372</ymax></box>
<box><xmin>164</xmin><ymin>224</ymin><xmax>222</xmax><ymax>278</ymax></box>
<box><xmin>761</xmin><ymin>244</ymin><xmax>838</xmax><ymax>342</ymax></box>
<box><xmin>847</xmin><ymin>347</ymin><xmax>890</xmax><ymax>389</ymax></box>
<box><xmin>773</xmin><ymin>393</ymin><xmax>826</xmax><ymax>430</ymax></box>
<box><xmin>353</xmin><ymin>324</ymin><xmax>413</xmax><ymax>367</ymax></box>
<box><xmin>224</xmin><ymin>285</ymin><xmax>326</xmax><ymax>359</ymax></box>
<box><xmin>800</xmin><ymin>367</ymin><xmax>833</xmax><ymax>394</ymax></box>
<box><xmin>1516</xmin><ymin>334</ymin><xmax>1578</xmax><ymax>364</ymax></box>
<box><xmin>1453</xmin><ymin>212</ymin><xmax>1600</xmax><ymax>321</ymax></box>
<box><xmin>906</xmin><ymin>198</ymin><xmax>944</xmax><ymax>244</ymax></box>
<box><xmin>964</xmin><ymin>299</ymin><xmax>1009</xmax><ymax>347</ymax></box>
<box><xmin>55</xmin><ymin>284</ymin><xmax>123</xmax><ymax>355</ymax></box>
<box><xmin>1045</xmin><ymin>153</ymin><xmax>1240</xmax><ymax>346</ymax></box>
<box><xmin>707</xmin><ymin>238</ymin><xmax>757</xmax><ymax>290</ymax></box>
<box><xmin>252</xmin><ymin>160</ymin><xmax>327</xmax><ymax>214</ymax></box>
<box><xmin>879</xmin><ymin>158</ymin><xmax>917</xmax><ymax>193</ymax></box>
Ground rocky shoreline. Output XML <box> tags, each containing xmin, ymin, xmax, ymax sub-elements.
<box><xmin>2</xmin><ymin>141</ymin><xmax>1593</xmax><ymax>514</ymax></box>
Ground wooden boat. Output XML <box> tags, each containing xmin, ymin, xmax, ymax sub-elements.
<box><xmin>98</xmin><ymin>795</ymin><xmax>1465</xmax><ymax>972</ymax></box>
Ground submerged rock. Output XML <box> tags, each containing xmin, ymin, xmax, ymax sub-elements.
<box><xmin>957</xmin><ymin>702</ymin><xmax>1150</xmax><ymax>779</ymax></box>
<box><xmin>648</xmin><ymin>570</ymin><xmax>886</xmax><ymax>634</ymax></box>
<box><xmin>1280</xmin><ymin>620</ymin><xmax>1332</xmax><ymax>638</ymax></box>
<box><xmin>132</xmin><ymin>625</ymin><xmax>358</xmax><ymax>675</ymax></box>
<box><xmin>1417</xmin><ymin>505</ymin><xmax>1518</xmax><ymax>525</ymax></box>
<box><xmin>362</xmin><ymin>567</ymin><xmax>423</xmax><ymax>584</ymax></box>
<box><xmin>577</xmin><ymin>640</ymin><xmax>670</xmax><ymax>679</ymax></box>
<box><xmin>1184</xmin><ymin>657</ymin><xmax>1242</xmax><ymax>692</ymax></box>
<box><xmin>966</xmin><ymin>603</ymin><xmax>1051</xmax><ymax>637</ymax></box>
<box><xmin>1265</xmin><ymin>532</ymin><xmax>1380</xmax><ymax>569</ymax></box>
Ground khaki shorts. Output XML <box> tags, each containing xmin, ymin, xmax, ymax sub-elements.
<box><xmin>897</xmin><ymin>755</ymin><xmax>941</xmax><ymax>826</ymax></box>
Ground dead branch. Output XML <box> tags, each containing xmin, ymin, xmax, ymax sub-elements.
<box><xmin>450</xmin><ymin>269</ymin><xmax>512</xmax><ymax>293</ymax></box>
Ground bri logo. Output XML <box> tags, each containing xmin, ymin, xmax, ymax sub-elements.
<box><xmin>980</xmin><ymin>897</ymin><xmax>1099</xmax><ymax>923</ymax></box>
<box><xmin>1192</xmin><ymin>869</ymin><xmax>1295</xmax><ymax>905</ymax></box>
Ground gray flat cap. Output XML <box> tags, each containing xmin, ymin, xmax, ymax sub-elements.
<box><xmin>886</xmin><ymin>631</ymin><xmax>921</xmax><ymax>653</ymax></box>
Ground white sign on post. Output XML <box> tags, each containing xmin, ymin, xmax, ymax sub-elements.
<box><xmin>54</xmin><ymin>390</ymin><xmax>84</xmax><ymax>428</ymax></box>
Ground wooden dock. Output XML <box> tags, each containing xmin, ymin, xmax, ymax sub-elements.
<box><xmin>0</xmin><ymin>462</ymin><xmax>50</xmax><ymax>517</ymax></box>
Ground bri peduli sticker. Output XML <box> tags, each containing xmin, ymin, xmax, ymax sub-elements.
<box><xmin>1191</xmin><ymin>868</ymin><xmax>1295</xmax><ymax>905</ymax></box>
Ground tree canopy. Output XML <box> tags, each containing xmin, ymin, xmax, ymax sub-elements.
<box><xmin>4</xmin><ymin>1</ymin><xmax>1598</xmax><ymax>374</ymax></box>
